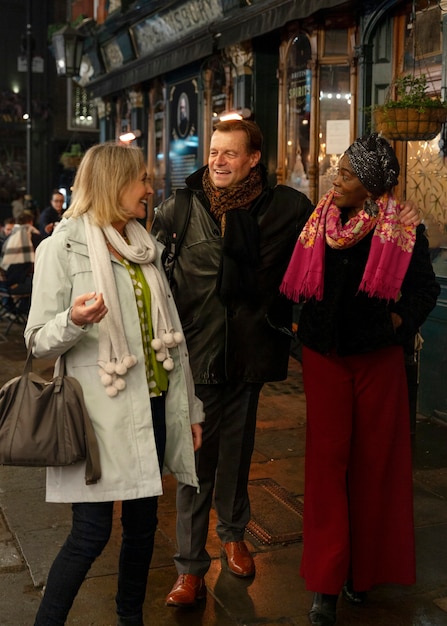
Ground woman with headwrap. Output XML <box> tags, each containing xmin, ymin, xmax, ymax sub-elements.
<box><xmin>25</xmin><ymin>142</ymin><xmax>203</xmax><ymax>626</ymax></box>
<box><xmin>281</xmin><ymin>133</ymin><xmax>440</xmax><ymax>626</ymax></box>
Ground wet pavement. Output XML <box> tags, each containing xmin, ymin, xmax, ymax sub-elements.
<box><xmin>0</xmin><ymin>319</ymin><xmax>447</xmax><ymax>625</ymax></box>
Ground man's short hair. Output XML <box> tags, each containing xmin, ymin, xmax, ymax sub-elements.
<box><xmin>213</xmin><ymin>119</ymin><xmax>263</xmax><ymax>154</ymax></box>
<box><xmin>18</xmin><ymin>211</ymin><xmax>34</xmax><ymax>224</ymax></box>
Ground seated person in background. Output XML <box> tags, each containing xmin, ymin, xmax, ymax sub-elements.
<box><xmin>0</xmin><ymin>211</ymin><xmax>42</xmax><ymax>314</ymax></box>
<box><xmin>11</xmin><ymin>192</ymin><xmax>25</xmax><ymax>220</ymax></box>
<box><xmin>0</xmin><ymin>217</ymin><xmax>16</xmax><ymax>255</ymax></box>
<box><xmin>39</xmin><ymin>189</ymin><xmax>64</xmax><ymax>236</ymax></box>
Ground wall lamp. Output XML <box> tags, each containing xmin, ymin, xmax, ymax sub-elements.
<box><xmin>217</xmin><ymin>108</ymin><xmax>252</xmax><ymax>122</ymax></box>
<box><xmin>51</xmin><ymin>23</ymin><xmax>85</xmax><ymax>78</ymax></box>
<box><xmin>119</xmin><ymin>130</ymin><xmax>142</xmax><ymax>143</ymax></box>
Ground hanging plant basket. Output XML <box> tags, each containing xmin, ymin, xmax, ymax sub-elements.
<box><xmin>60</xmin><ymin>154</ymin><xmax>84</xmax><ymax>170</ymax></box>
<box><xmin>372</xmin><ymin>74</ymin><xmax>447</xmax><ymax>141</ymax></box>
<box><xmin>59</xmin><ymin>143</ymin><xmax>84</xmax><ymax>170</ymax></box>
<box><xmin>374</xmin><ymin>106</ymin><xmax>447</xmax><ymax>141</ymax></box>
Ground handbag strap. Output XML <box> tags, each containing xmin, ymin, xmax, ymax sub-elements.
<box><xmin>68</xmin><ymin>376</ymin><xmax>102</xmax><ymax>485</ymax></box>
<box><xmin>27</xmin><ymin>331</ymin><xmax>64</xmax><ymax>392</ymax></box>
<box><xmin>162</xmin><ymin>187</ymin><xmax>192</xmax><ymax>284</ymax></box>
<box><xmin>24</xmin><ymin>332</ymin><xmax>36</xmax><ymax>374</ymax></box>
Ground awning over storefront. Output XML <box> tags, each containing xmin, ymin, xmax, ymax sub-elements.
<box><xmin>87</xmin><ymin>0</ymin><xmax>351</xmax><ymax>98</ymax></box>
<box><xmin>215</xmin><ymin>0</ymin><xmax>352</xmax><ymax>48</ymax></box>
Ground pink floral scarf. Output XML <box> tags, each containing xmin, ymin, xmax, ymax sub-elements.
<box><xmin>280</xmin><ymin>190</ymin><xmax>416</xmax><ymax>302</ymax></box>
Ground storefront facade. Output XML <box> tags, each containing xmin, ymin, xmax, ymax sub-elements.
<box><xmin>82</xmin><ymin>0</ymin><xmax>358</xmax><ymax>211</ymax></box>
<box><xmin>76</xmin><ymin>1</ymin><xmax>446</xmax><ymax>208</ymax></box>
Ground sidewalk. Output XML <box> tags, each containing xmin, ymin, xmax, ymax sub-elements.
<box><xmin>1</xmin><ymin>321</ymin><xmax>447</xmax><ymax>625</ymax></box>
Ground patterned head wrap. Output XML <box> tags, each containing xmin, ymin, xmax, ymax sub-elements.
<box><xmin>345</xmin><ymin>133</ymin><xmax>400</xmax><ymax>197</ymax></box>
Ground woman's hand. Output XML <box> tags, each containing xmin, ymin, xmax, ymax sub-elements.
<box><xmin>191</xmin><ymin>423</ymin><xmax>202</xmax><ymax>451</ymax></box>
<box><xmin>391</xmin><ymin>312</ymin><xmax>403</xmax><ymax>331</ymax></box>
<box><xmin>400</xmin><ymin>200</ymin><xmax>422</xmax><ymax>226</ymax></box>
<box><xmin>70</xmin><ymin>292</ymin><xmax>108</xmax><ymax>326</ymax></box>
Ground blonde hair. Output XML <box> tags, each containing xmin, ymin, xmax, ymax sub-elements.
<box><xmin>65</xmin><ymin>142</ymin><xmax>145</xmax><ymax>227</ymax></box>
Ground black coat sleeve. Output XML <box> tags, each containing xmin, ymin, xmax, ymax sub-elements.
<box><xmin>391</xmin><ymin>224</ymin><xmax>440</xmax><ymax>342</ymax></box>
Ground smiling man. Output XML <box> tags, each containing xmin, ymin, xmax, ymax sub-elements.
<box><xmin>152</xmin><ymin>119</ymin><xmax>314</xmax><ymax>607</ymax></box>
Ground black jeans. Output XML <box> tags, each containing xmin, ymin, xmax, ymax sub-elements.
<box><xmin>34</xmin><ymin>395</ymin><xmax>166</xmax><ymax>626</ymax></box>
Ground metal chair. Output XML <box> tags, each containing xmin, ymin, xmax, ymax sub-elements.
<box><xmin>0</xmin><ymin>274</ymin><xmax>30</xmax><ymax>340</ymax></box>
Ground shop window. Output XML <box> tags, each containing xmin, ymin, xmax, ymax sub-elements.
<box><xmin>406</xmin><ymin>138</ymin><xmax>447</xmax><ymax>255</ymax></box>
<box><xmin>284</xmin><ymin>26</ymin><xmax>353</xmax><ymax>200</ymax></box>
<box><xmin>323</xmin><ymin>29</ymin><xmax>349</xmax><ymax>57</ymax></box>
<box><xmin>285</xmin><ymin>34</ymin><xmax>312</xmax><ymax>195</ymax></box>
<box><xmin>318</xmin><ymin>64</ymin><xmax>351</xmax><ymax>196</ymax></box>
<box><xmin>403</xmin><ymin>2</ymin><xmax>446</xmax><ymax>253</ymax></box>
<box><xmin>404</xmin><ymin>1</ymin><xmax>441</xmax><ymax>66</ymax></box>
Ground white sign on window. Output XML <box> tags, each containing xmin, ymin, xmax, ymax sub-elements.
<box><xmin>326</xmin><ymin>119</ymin><xmax>350</xmax><ymax>154</ymax></box>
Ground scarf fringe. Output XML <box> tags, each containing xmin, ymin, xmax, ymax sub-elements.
<box><xmin>359</xmin><ymin>272</ymin><xmax>403</xmax><ymax>301</ymax></box>
<box><xmin>280</xmin><ymin>277</ymin><xmax>323</xmax><ymax>303</ymax></box>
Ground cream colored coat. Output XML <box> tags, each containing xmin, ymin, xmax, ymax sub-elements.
<box><xmin>24</xmin><ymin>217</ymin><xmax>203</xmax><ymax>503</ymax></box>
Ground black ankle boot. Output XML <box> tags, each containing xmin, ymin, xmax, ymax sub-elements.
<box><xmin>117</xmin><ymin>617</ymin><xmax>144</xmax><ymax>626</ymax></box>
<box><xmin>342</xmin><ymin>580</ymin><xmax>367</xmax><ymax>605</ymax></box>
<box><xmin>308</xmin><ymin>592</ymin><xmax>338</xmax><ymax>625</ymax></box>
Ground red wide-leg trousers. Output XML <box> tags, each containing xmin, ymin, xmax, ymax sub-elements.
<box><xmin>300</xmin><ymin>345</ymin><xmax>416</xmax><ymax>594</ymax></box>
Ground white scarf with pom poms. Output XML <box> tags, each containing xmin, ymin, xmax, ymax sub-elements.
<box><xmin>83</xmin><ymin>213</ymin><xmax>183</xmax><ymax>397</ymax></box>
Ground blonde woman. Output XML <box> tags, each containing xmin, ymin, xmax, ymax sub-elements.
<box><xmin>25</xmin><ymin>142</ymin><xmax>203</xmax><ymax>626</ymax></box>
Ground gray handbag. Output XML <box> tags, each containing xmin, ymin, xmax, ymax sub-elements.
<box><xmin>0</xmin><ymin>336</ymin><xmax>101</xmax><ymax>485</ymax></box>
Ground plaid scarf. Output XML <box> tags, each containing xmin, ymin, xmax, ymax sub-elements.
<box><xmin>0</xmin><ymin>225</ymin><xmax>37</xmax><ymax>271</ymax></box>
<box><xmin>280</xmin><ymin>190</ymin><xmax>416</xmax><ymax>302</ymax></box>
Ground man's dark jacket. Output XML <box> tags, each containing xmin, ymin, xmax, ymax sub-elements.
<box><xmin>38</xmin><ymin>206</ymin><xmax>62</xmax><ymax>237</ymax></box>
<box><xmin>152</xmin><ymin>165</ymin><xmax>313</xmax><ymax>384</ymax></box>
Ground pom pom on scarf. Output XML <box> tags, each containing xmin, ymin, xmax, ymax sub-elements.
<box><xmin>106</xmin><ymin>385</ymin><xmax>118</xmax><ymax>398</ymax></box>
<box><xmin>151</xmin><ymin>338</ymin><xmax>163</xmax><ymax>351</ymax></box>
<box><xmin>100</xmin><ymin>372</ymin><xmax>113</xmax><ymax>387</ymax></box>
<box><xmin>163</xmin><ymin>357</ymin><xmax>175</xmax><ymax>371</ymax></box>
<box><xmin>123</xmin><ymin>355</ymin><xmax>137</xmax><ymax>368</ymax></box>
<box><xmin>173</xmin><ymin>331</ymin><xmax>184</xmax><ymax>344</ymax></box>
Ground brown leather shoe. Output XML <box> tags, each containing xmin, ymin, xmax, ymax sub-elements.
<box><xmin>165</xmin><ymin>574</ymin><xmax>207</xmax><ymax>607</ymax></box>
<box><xmin>221</xmin><ymin>541</ymin><xmax>255</xmax><ymax>577</ymax></box>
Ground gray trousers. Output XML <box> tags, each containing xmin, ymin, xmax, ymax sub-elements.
<box><xmin>174</xmin><ymin>381</ymin><xmax>263</xmax><ymax>576</ymax></box>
